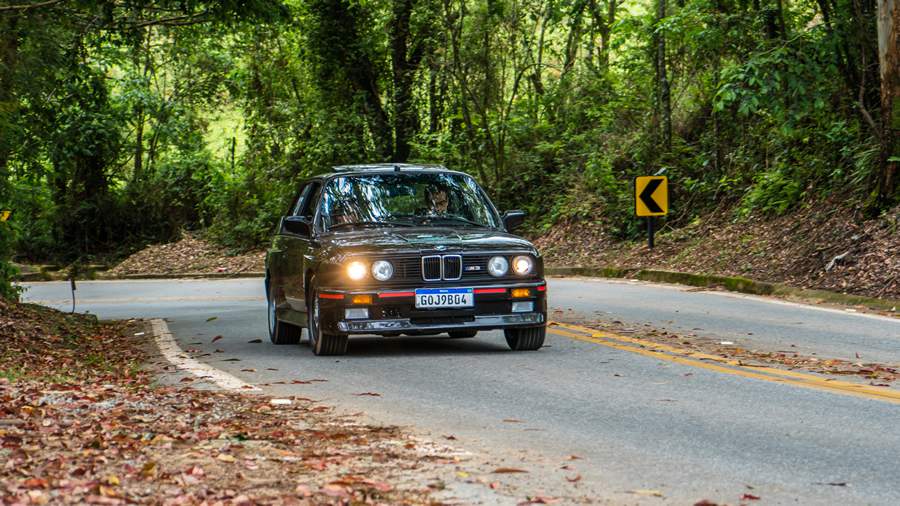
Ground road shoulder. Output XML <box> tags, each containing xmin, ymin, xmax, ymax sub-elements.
<box><xmin>0</xmin><ymin>299</ymin><xmax>459</xmax><ymax>505</ymax></box>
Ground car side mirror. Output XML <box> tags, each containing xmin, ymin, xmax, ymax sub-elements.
<box><xmin>502</xmin><ymin>210</ymin><xmax>526</xmax><ymax>232</ymax></box>
<box><xmin>281</xmin><ymin>216</ymin><xmax>311</xmax><ymax>237</ymax></box>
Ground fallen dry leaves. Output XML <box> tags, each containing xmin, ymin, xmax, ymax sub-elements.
<box><xmin>0</xmin><ymin>299</ymin><xmax>439</xmax><ymax>505</ymax></box>
<box><xmin>108</xmin><ymin>231</ymin><xmax>264</xmax><ymax>277</ymax></box>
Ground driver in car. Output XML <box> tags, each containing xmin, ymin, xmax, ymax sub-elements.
<box><xmin>330</xmin><ymin>201</ymin><xmax>359</xmax><ymax>226</ymax></box>
<box><xmin>426</xmin><ymin>186</ymin><xmax>450</xmax><ymax>215</ymax></box>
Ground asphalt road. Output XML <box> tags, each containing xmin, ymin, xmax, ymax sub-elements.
<box><xmin>20</xmin><ymin>277</ymin><xmax>900</xmax><ymax>505</ymax></box>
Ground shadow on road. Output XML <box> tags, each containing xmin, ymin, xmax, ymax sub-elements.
<box><xmin>342</xmin><ymin>335</ymin><xmax>514</xmax><ymax>357</ymax></box>
<box><xmin>221</xmin><ymin>334</ymin><xmax>518</xmax><ymax>359</ymax></box>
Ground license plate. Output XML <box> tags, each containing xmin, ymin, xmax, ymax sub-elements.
<box><xmin>415</xmin><ymin>288</ymin><xmax>474</xmax><ymax>309</ymax></box>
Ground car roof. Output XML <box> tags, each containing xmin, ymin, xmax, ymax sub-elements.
<box><xmin>312</xmin><ymin>163</ymin><xmax>470</xmax><ymax>179</ymax></box>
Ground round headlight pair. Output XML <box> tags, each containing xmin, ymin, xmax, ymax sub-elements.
<box><xmin>488</xmin><ymin>255</ymin><xmax>534</xmax><ymax>277</ymax></box>
<box><xmin>346</xmin><ymin>260</ymin><xmax>394</xmax><ymax>281</ymax></box>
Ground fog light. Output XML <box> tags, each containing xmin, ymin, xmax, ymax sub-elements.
<box><xmin>344</xmin><ymin>308</ymin><xmax>369</xmax><ymax>320</ymax></box>
<box><xmin>511</xmin><ymin>288</ymin><xmax>531</xmax><ymax>298</ymax></box>
<box><xmin>351</xmin><ymin>294</ymin><xmax>373</xmax><ymax>304</ymax></box>
<box><xmin>511</xmin><ymin>301</ymin><xmax>533</xmax><ymax>313</ymax></box>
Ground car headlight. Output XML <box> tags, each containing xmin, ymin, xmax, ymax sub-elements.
<box><xmin>488</xmin><ymin>256</ymin><xmax>509</xmax><ymax>277</ymax></box>
<box><xmin>512</xmin><ymin>255</ymin><xmax>534</xmax><ymax>275</ymax></box>
<box><xmin>371</xmin><ymin>260</ymin><xmax>394</xmax><ymax>281</ymax></box>
<box><xmin>346</xmin><ymin>261</ymin><xmax>367</xmax><ymax>280</ymax></box>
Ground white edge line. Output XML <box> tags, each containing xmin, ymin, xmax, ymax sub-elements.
<box><xmin>150</xmin><ymin>318</ymin><xmax>260</xmax><ymax>392</ymax></box>
<box><xmin>697</xmin><ymin>289</ymin><xmax>900</xmax><ymax>324</ymax></box>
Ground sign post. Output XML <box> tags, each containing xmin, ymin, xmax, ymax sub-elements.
<box><xmin>634</xmin><ymin>175</ymin><xmax>668</xmax><ymax>249</ymax></box>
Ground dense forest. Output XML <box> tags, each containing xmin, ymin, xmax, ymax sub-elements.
<box><xmin>0</xmin><ymin>0</ymin><xmax>897</xmax><ymax>298</ymax></box>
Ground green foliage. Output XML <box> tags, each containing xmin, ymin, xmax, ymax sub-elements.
<box><xmin>0</xmin><ymin>219</ymin><xmax>20</xmax><ymax>301</ymax></box>
<box><xmin>0</xmin><ymin>0</ymin><xmax>890</xmax><ymax>285</ymax></box>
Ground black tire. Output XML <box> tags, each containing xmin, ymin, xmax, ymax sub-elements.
<box><xmin>267</xmin><ymin>280</ymin><xmax>302</xmax><ymax>345</ymax></box>
<box><xmin>504</xmin><ymin>326</ymin><xmax>546</xmax><ymax>351</ymax></box>
<box><xmin>448</xmin><ymin>330</ymin><xmax>478</xmax><ymax>338</ymax></box>
<box><xmin>308</xmin><ymin>278</ymin><xmax>349</xmax><ymax>356</ymax></box>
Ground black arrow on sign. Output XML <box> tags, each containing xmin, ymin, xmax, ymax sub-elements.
<box><xmin>639</xmin><ymin>178</ymin><xmax>664</xmax><ymax>213</ymax></box>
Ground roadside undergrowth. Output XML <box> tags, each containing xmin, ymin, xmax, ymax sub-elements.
<box><xmin>535</xmin><ymin>199</ymin><xmax>900</xmax><ymax>301</ymax></box>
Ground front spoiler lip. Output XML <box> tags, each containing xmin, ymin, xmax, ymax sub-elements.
<box><xmin>337</xmin><ymin>313</ymin><xmax>545</xmax><ymax>333</ymax></box>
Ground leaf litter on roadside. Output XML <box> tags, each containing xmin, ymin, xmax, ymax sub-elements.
<box><xmin>0</xmin><ymin>299</ymin><xmax>441</xmax><ymax>505</ymax></box>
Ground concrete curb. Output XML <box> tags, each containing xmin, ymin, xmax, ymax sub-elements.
<box><xmin>13</xmin><ymin>263</ymin><xmax>111</xmax><ymax>282</ymax></box>
<box><xmin>545</xmin><ymin>266</ymin><xmax>900</xmax><ymax>313</ymax></box>
<box><xmin>16</xmin><ymin>270</ymin><xmax>266</xmax><ymax>282</ymax></box>
<box><xmin>100</xmin><ymin>271</ymin><xmax>265</xmax><ymax>280</ymax></box>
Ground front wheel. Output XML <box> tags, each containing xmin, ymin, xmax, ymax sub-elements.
<box><xmin>308</xmin><ymin>279</ymin><xmax>349</xmax><ymax>356</ymax></box>
<box><xmin>504</xmin><ymin>326</ymin><xmax>545</xmax><ymax>351</ymax></box>
<box><xmin>267</xmin><ymin>281</ymin><xmax>302</xmax><ymax>345</ymax></box>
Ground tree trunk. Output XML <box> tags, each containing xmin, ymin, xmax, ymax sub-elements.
<box><xmin>444</xmin><ymin>0</ymin><xmax>486</xmax><ymax>182</ymax></box>
<box><xmin>876</xmin><ymin>0</ymin><xmax>898</xmax><ymax>204</ymax></box>
<box><xmin>561</xmin><ymin>1</ymin><xmax>586</xmax><ymax>78</ymax></box>
<box><xmin>655</xmin><ymin>0</ymin><xmax>672</xmax><ymax>151</ymax></box>
<box><xmin>588</xmin><ymin>0</ymin><xmax>616</xmax><ymax>70</ymax></box>
<box><xmin>0</xmin><ymin>14</ymin><xmax>19</xmax><ymax>180</ymax></box>
<box><xmin>133</xmin><ymin>107</ymin><xmax>144</xmax><ymax>181</ymax></box>
<box><xmin>390</xmin><ymin>0</ymin><xmax>418</xmax><ymax>162</ymax></box>
<box><xmin>428</xmin><ymin>60</ymin><xmax>440</xmax><ymax>134</ymax></box>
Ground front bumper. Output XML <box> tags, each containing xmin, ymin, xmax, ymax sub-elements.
<box><xmin>318</xmin><ymin>281</ymin><xmax>547</xmax><ymax>335</ymax></box>
<box><xmin>337</xmin><ymin>312</ymin><xmax>544</xmax><ymax>334</ymax></box>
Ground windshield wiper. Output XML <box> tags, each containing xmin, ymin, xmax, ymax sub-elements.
<box><xmin>329</xmin><ymin>220</ymin><xmax>413</xmax><ymax>231</ymax></box>
<box><xmin>428</xmin><ymin>215</ymin><xmax>491</xmax><ymax>228</ymax></box>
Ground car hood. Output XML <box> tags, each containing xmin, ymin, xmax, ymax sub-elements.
<box><xmin>317</xmin><ymin>227</ymin><xmax>538</xmax><ymax>259</ymax></box>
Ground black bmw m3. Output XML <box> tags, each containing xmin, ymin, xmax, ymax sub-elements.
<box><xmin>265</xmin><ymin>164</ymin><xmax>547</xmax><ymax>355</ymax></box>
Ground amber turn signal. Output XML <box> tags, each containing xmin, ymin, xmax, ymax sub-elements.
<box><xmin>511</xmin><ymin>288</ymin><xmax>531</xmax><ymax>298</ymax></box>
<box><xmin>351</xmin><ymin>294</ymin><xmax>373</xmax><ymax>304</ymax></box>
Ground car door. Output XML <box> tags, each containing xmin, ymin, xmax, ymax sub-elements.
<box><xmin>283</xmin><ymin>180</ymin><xmax>322</xmax><ymax>316</ymax></box>
<box><xmin>268</xmin><ymin>183</ymin><xmax>308</xmax><ymax>303</ymax></box>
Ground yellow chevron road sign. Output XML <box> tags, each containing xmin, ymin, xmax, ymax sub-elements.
<box><xmin>634</xmin><ymin>176</ymin><xmax>668</xmax><ymax>217</ymax></box>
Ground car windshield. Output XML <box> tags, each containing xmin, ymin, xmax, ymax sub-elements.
<box><xmin>318</xmin><ymin>172</ymin><xmax>501</xmax><ymax>231</ymax></box>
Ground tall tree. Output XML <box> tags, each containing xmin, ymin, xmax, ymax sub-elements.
<box><xmin>390</xmin><ymin>0</ymin><xmax>427</xmax><ymax>162</ymax></box>
<box><xmin>655</xmin><ymin>0</ymin><xmax>672</xmax><ymax>151</ymax></box>
<box><xmin>876</xmin><ymin>0</ymin><xmax>898</xmax><ymax>203</ymax></box>
<box><xmin>305</xmin><ymin>0</ymin><xmax>392</xmax><ymax>160</ymax></box>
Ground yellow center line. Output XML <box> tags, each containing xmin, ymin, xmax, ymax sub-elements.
<box><xmin>553</xmin><ymin>322</ymin><xmax>855</xmax><ymax>383</ymax></box>
<box><xmin>548</xmin><ymin>321</ymin><xmax>900</xmax><ymax>405</ymax></box>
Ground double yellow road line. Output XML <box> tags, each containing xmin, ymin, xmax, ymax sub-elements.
<box><xmin>549</xmin><ymin>321</ymin><xmax>900</xmax><ymax>405</ymax></box>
